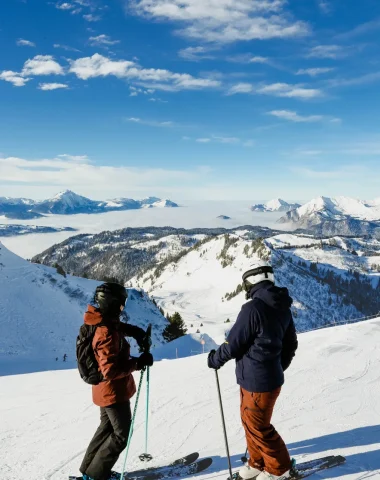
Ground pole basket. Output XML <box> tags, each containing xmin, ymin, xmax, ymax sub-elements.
<box><xmin>139</xmin><ymin>453</ymin><xmax>153</xmax><ymax>462</ymax></box>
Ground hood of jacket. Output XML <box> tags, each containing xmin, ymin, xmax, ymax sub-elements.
<box><xmin>250</xmin><ymin>281</ymin><xmax>293</xmax><ymax>311</ymax></box>
<box><xmin>84</xmin><ymin>305</ymin><xmax>104</xmax><ymax>326</ymax></box>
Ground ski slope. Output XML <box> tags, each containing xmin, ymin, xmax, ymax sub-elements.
<box><xmin>0</xmin><ymin>243</ymin><xmax>168</xmax><ymax>374</ymax></box>
<box><xmin>1</xmin><ymin>318</ymin><xmax>380</xmax><ymax>480</ymax></box>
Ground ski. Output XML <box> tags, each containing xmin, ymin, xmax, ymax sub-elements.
<box><xmin>228</xmin><ymin>455</ymin><xmax>345</xmax><ymax>480</ymax></box>
<box><xmin>126</xmin><ymin>452</ymin><xmax>199</xmax><ymax>478</ymax></box>
<box><xmin>69</xmin><ymin>453</ymin><xmax>200</xmax><ymax>480</ymax></box>
<box><xmin>290</xmin><ymin>455</ymin><xmax>346</xmax><ymax>479</ymax></box>
<box><xmin>131</xmin><ymin>458</ymin><xmax>213</xmax><ymax>480</ymax></box>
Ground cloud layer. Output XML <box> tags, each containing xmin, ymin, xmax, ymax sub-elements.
<box><xmin>129</xmin><ymin>0</ymin><xmax>310</xmax><ymax>44</ymax></box>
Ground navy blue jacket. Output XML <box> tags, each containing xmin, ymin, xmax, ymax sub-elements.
<box><xmin>209</xmin><ymin>281</ymin><xmax>298</xmax><ymax>393</ymax></box>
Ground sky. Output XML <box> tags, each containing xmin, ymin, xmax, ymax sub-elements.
<box><xmin>1</xmin><ymin>0</ymin><xmax>380</xmax><ymax>202</ymax></box>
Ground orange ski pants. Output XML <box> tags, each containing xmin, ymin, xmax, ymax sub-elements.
<box><xmin>240</xmin><ymin>387</ymin><xmax>291</xmax><ymax>476</ymax></box>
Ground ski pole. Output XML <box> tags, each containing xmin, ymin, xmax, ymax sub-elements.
<box><xmin>215</xmin><ymin>369</ymin><xmax>233</xmax><ymax>480</ymax></box>
<box><xmin>139</xmin><ymin>324</ymin><xmax>153</xmax><ymax>462</ymax></box>
<box><xmin>120</xmin><ymin>369</ymin><xmax>145</xmax><ymax>480</ymax></box>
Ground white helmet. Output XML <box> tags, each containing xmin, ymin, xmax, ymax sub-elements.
<box><xmin>242</xmin><ymin>260</ymin><xmax>275</xmax><ymax>293</ymax></box>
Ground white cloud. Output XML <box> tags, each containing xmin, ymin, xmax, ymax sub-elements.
<box><xmin>296</xmin><ymin>67</ymin><xmax>334</xmax><ymax>76</ymax></box>
<box><xmin>229</xmin><ymin>82</ymin><xmax>322</xmax><ymax>98</ymax></box>
<box><xmin>318</xmin><ymin>1</ymin><xmax>331</xmax><ymax>14</ymax></box>
<box><xmin>328</xmin><ymin>71</ymin><xmax>380</xmax><ymax>88</ymax></box>
<box><xmin>212</xmin><ymin>135</ymin><xmax>240</xmax><ymax>144</ymax></box>
<box><xmin>126</xmin><ymin>117</ymin><xmax>174</xmax><ymax>127</ymax></box>
<box><xmin>17</xmin><ymin>39</ymin><xmax>36</xmax><ymax>47</ymax></box>
<box><xmin>257</xmin><ymin>83</ymin><xmax>322</xmax><ymax>99</ymax></box>
<box><xmin>22</xmin><ymin>55</ymin><xmax>64</xmax><ymax>76</ymax></box>
<box><xmin>178</xmin><ymin>46</ymin><xmax>214</xmax><ymax>61</ymax></box>
<box><xmin>53</xmin><ymin>43</ymin><xmax>81</xmax><ymax>53</ymax></box>
<box><xmin>0</xmin><ymin>71</ymin><xmax>30</xmax><ymax>87</ymax></box>
<box><xmin>307</xmin><ymin>45</ymin><xmax>345</xmax><ymax>59</ymax></box>
<box><xmin>0</xmin><ymin>155</ymin><xmax>210</xmax><ymax>197</ymax></box>
<box><xmin>228</xmin><ymin>82</ymin><xmax>254</xmax><ymax>94</ymax></box>
<box><xmin>56</xmin><ymin>2</ymin><xmax>76</xmax><ymax>10</ymax></box>
<box><xmin>128</xmin><ymin>0</ymin><xmax>310</xmax><ymax>44</ymax></box>
<box><xmin>249</xmin><ymin>56</ymin><xmax>269</xmax><ymax>64</ymax></box>
<box><xmin>89</xmin><ymin>35</ymin><xmax>120</xmax><ymax>46</ymax></box>
<box><xmin>38</xmin><ymin>82</ymin><xmax>69</xmax><ymax>90</ymax></box>
<box><xmin>194</xmin><ymin>135</ymin><xmax>252</xmax><ymax>146</ymax></box>
<box><xmin>336</xmin><ymin>19</ymin><xmax>380</xmax><ymax>40</ymax></box>
<box><xmin>58</xmin><ymin>154</ymin><xmax>90</xmax><ymax>162</ymax></box>
<box><xmin>268</xmin><ymin>110</ymin><xmax>323</xmax><ymax>122</ymax></box>
<box><xmin>83</xmin><ymin>13</ymin><xmax>101</xmax><ymax>21</ymax></box>
<box><xmin>68</xmin><ymin>53</ymin><xmax>221</xmax><ymax>91</ymax></box>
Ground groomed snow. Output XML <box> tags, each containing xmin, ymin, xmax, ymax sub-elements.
<box><xmin>1</xmin><ymin>318</ymin><xmax>380</xmax><ymax>480</ymax></box>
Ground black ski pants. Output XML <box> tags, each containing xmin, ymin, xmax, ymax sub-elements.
<box><xmin>80</xmin><ymin>401</ymin><xmax>132</xmax><ymax>480</ymax></box>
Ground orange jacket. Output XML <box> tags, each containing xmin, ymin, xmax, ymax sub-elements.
<box><xmin>84</xmin><ymin>305</ymin><xmax>138</xmax><ymax>407</ymax></box>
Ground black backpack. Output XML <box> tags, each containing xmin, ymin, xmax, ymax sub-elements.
<box><xmin>76</xmin><ymin>324</ymin><xmax>104</xmax><ymax>385</ymax></box>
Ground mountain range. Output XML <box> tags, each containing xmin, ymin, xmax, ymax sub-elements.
<box><xmin>0</xmin><ymin>190</ymin><xmax>179</xmax><ymax>219</ymax></box>
<box><xmin>251</xmin><ymin>198</ymin><xmax>301</xmax><ymax>212</ymax></box>
<box><xmin>278</xmin><ymin>196</ymin><xmax>380</xmax><ymax>236</ymax></box>
<box><xmin>33</xmin><ymin>226</ymin><xmax>380</xmax><ymax>331</ymax></box>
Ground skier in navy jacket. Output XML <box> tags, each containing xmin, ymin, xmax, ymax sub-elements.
<box><xmin>208</xmin><ymin>260</ymin><xmax>298</xmax><ymax>480</ymax></box>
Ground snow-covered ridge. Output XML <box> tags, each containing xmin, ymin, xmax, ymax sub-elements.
<box><xmin>0</xmin><ymin>242</ymin><xmax>168</xmax><ymax>363</ymax></box>
<box><xmin>0</xmin><ymin>190</ymin><xmax>179</xmax><ymax>219</ymax></box>
<box><xmin>278</xmin><ymin>196</ymin><xmax>380</xmax><ymax>236</ymax></box>
<box><xmin>251</xmin><ymin>198</ymin><xmax>300</xmax><ymax>212</ymax></box>
<box><xmin>130</xmin><ymin>232</ymin><xmax>380</xmax><ymax>338</ymax></box>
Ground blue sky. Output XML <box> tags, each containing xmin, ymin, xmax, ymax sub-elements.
<box><xmin>1</xmin><ymin>0</ymin><xmax>380</xmax><ymax>202</ymax></box>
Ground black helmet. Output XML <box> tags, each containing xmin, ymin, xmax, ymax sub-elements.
<box><xmin>94</xmin><ymin>282</ymin><xmax>128</xmax><ymax>313</ymax></box>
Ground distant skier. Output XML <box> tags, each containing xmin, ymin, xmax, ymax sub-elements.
<box><xmin>63</xmin><ymin>353</ymin><xmax>67</xmax><ymax>362</ymax></box>
<box><xmin>208</xmin><ymin>261</ymin><xmax>298</xmax><ymax>480</ymax></box>
<box><xmin>79</xmin><ymin>283</ymin><xmax>153</xmax><ymax>480</ymax></box>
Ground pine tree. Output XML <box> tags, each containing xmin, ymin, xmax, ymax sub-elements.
<box><xmin>163</xmin><ymin>312</ymin><xmax>188</xmax><ymax>342</ymax></box>
<box><xmin>53</xmin><ymin>262</ymin><xmax>66</xmax><ymax>277</ymax></box>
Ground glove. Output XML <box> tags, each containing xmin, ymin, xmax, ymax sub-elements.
<box><xmin>207</xmin><ymin>349</ymin><xmax>219</xmax><ymax>370</ymax></box>
<box><xmin>136</xmin><ymin>352</ymin><xmax>154</xmax><ymax>370</ymax></box>
<box><xmin>132</xmin><ymin>326</ymin><xmax>147</xmax><ymax>348</ymax></box>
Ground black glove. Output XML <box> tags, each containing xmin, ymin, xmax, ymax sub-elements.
<box><xmin>132</xmin><ymin>326</ymin><xmax>147</xmax><ymax>349</ymax></box>
<box><xmin>136</xmin><ymin>352</ymin><xmax>154</xmax><ymax>370</ymax></box>
<box><xmin>207</xmin><ymin>349</ymin><xmax>219</xmax><ymax>370</ymax></box>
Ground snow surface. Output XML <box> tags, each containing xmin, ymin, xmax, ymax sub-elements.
<box><xmin>2</xmin><ymin>318</ymin><xmax>380</xmax><ymax>479</ymax></box>
<box><xmin>289</xmin><ymin>196</ymin><xmax>380</xmax><ymax>222</ymax></box>
<box><xmin>0</xmin><ymin>243</ymin><xmax>168</xmax><ymax>368</ymax></box>
<box><xmin>132</xmin><ymin>233</ymin><xmax>378</xmax><ymax>336</ymax></box>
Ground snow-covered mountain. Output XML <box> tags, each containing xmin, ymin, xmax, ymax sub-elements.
<box><xmin>2</xmin><ymin>317</ymin><xmax>380</xmax><ymax>479</ymax></box>
<box><xmin>0</xmin><ymin>242</ymin><xmax>168</xmax><ymax>365</ymax></box>
<box><xmin>278</xmin><ymin>196</ymin><xmax>380</xmax><ymax>236</ymax></box>
<box><xmin>31</xmin><ymin>226</ymin><xmax>279</xmax><ymax>286</ymax></box>
<box><xmin>129</xmin><ymin>232</ymin><xmax>380</xmax><ymax>337</ymax></box>
<box><xmin>33</xmin><ymin>225</ymin><xmax>380</xmax><ymax>333</ymax></box>
<box><xmin>0</xmin><ymin>190</ymin><xmax>179</xmax><ymax>219</ymax></box>
<box><xmin>251</xmin><ymin>198</ymin><xmax>300</xmax><ymax>212</ymax></box>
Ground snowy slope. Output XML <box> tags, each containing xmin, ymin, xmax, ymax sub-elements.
<box><xmin>278</xmin><ymin>196</ymin><xmax>380</xmax><ymax>235</ymax></box>
<box><xmin>0</xmin><ymin>243</ymin><xmax>167</xmax><ymax>372</ymax></box>
<box><xmin>132</xmin><ymin>234</ymin><xmax>380</xmax><ymax>336</ymax></box>
<box><xmin>1</xmin><ymin>318</ymin><xmax>380</xmax><ymax>480</ymax></box>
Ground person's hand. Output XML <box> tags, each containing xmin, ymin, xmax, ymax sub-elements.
<box><xmin>207</xmin><ymin>349</ymin><xmax>219</xmax><ymax>370</ymax></box>
<box><xmin>136</xmin><ymin>352</ymin><xmax>154</xmax><ymax>370</ymax></box>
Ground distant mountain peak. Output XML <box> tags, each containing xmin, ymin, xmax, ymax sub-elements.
<box><xmin>277</xmin><ymin>195</ymin><xmax>380</xmax><ymax>236</ymax></box>
<box><xmin>251</xmin><ymin>199</ymin><xmax>300</xmax><ymax>213</ymax></box>
<box><xmin>0</xmin><ymin>191</ymin><xmax>179</xmax><ymax>218</ymax></box>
